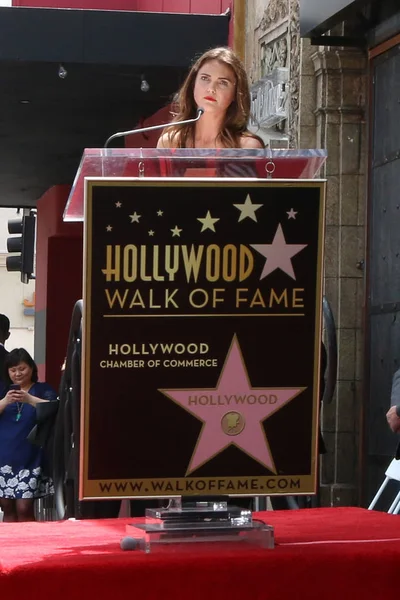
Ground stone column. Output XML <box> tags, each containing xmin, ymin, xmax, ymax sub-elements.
<box><xmin>302</xmin><ymin>46</ymin><xmax>367</xmax><ymax>506</ymax></box>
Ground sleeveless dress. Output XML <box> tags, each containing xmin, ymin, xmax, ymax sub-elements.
<box><xmin>0</xmin><ymin>382</ymin><xmax>57</xmax><ymax>499</ymax></box>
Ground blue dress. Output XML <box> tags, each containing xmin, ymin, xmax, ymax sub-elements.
<box><xmin>0</xmin><ymin>382</ymin><xmax>57</xmax><ymax>499</ymax></box>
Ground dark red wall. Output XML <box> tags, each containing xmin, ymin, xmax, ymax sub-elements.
<box><xmin>13</xmin><ymin>1</ymin><xmax>231</xmax><ymax>14</ymax></box>
<box><xmin>36</xmin><ymin>185</ymin><xmax>83</xmax><ymax>389</ymax></box>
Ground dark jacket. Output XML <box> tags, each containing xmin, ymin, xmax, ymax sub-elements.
<box><xmin>390</xmin><ymin>368</ymin><xmax>400</xmax><ymax>459</ymax></box>
<box><xmin>0</xmin><ymin>345</ymin><xmax>8</xmax><ymax>392</ymax></box>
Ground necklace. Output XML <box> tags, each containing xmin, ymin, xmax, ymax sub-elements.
<box><xmin>15</xmin><ymin>403</ymin><xmax>24</xmax><ymax>422</ymax></box>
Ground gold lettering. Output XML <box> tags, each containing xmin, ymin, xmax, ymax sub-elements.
<box><xmin>222</xmin><ymin>245</ymin><xmax>237</xmax><ymax>281</ymax></box>
<box><xmin>236</xmin><ymin>288</ymin><xmax>248</xmax><ymax>307</ymax></box>
<box><xmin>139</xmin><ymin>245</ymin><xmax>151</xmax><ymax>282</ymax></box>
<box><xmin>239</xmin><ymin>245</ymin><xmax>253</xmax><ymax>281</ymax></box>
<box><xmin>149</xmin><ymin>289</ymin><xmax>161</xmax><ymax>309</ymax></box>
<box><xmin>249</xmin><ymin>289</ymin><xmax>266</xmax><ymax>308</ymax></box>
<box><xmin>165</xmin><ymin>289</ymin><xmax>179</xmax><ymax>308</ymax></box>
<box><xmin>189</xmin><ymin>288</ymin><xmax>208</xmax><ymax>308</ymax></box>
<box><xmin>165</xmin><ymin>246</ymin><xmax>179</xmax><ymax>281</ymax></box>
<box><xmin>212</xmin><ymin>288</ymin><xmax>225</xmax><ymax>307</ymax></box>
<box><xmin>293</xmin><ymin>288</ymin><xmax>305</xmax><ymax>308</ymax></box>
<box><xmin>105</xmin><ymin>288</ymin><xmax>129</xmax><ymax>308</ymax></box>
<box><xmin>152</xmin><ymin>246</ymin><xmax>164</xmax><ymax>282</ymax></box>
<box><xmin>182</xmin><ymin>245</ymin><xmax>204</xmax><ymax>283</ymax></box>
<box><xmin>269</xmin><ymin>289</ymin><xmax>288</xmax><ymax>308</ymax></box>
<box><xmin>123</xmin><ymin>245</ymin><xmax>137</xmax><ymax>282</ymax></box>
<box><xmin>206</xmin><ymin>245</ymin><xmax>220</xmax><ymax>282</ymax></box>
<box><xmin>129</xmin><ymin>290</ymin><xmax>145</xmax><ymax>308</ymax></box>
<box><xmin>102</xmin><ymin>245</ymin><xmax>120</xmax><ymax>282</ymax></box>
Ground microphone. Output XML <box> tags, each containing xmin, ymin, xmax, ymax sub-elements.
<box><xmin>104</xmin><ymin>107</ymin><xmax>205</xmax><ymax>148</ymax></box>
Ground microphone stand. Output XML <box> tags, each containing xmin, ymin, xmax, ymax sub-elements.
<box><xmin>104</xmin><ymin>108</ymin><xmax>204</xmax><ymax>149</ymax></box>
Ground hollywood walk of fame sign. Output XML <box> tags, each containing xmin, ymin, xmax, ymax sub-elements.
<box><xmin>80</xmin><ymin>178</ymin><xmax>325</xmax><ymax>500</ymax></box>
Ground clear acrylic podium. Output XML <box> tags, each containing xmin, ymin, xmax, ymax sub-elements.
<box><xmin>64</xmin><ymin>148</ymin><xmax>326</xmax><ymax>221</ymax></box>
<box><xmin>67</xmin><ymin>147</ymin><xmax>326</xmax><ymax>552</ymax></box>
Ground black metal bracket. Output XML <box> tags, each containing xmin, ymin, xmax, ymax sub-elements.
<box><xmin>310</xmin><ymin>35</ymin><xmax>367</xmax><ymax>47</ymax></box>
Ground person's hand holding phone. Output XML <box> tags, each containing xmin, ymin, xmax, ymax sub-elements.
<box><xmin>0</xmin><ymin>384</ymin><xmax>21</xmax><ymax>408</ymax></box>
<box><xmin>9</xmin><ymin>384</ymin><xmax>33</xmax><ymax>405</ymax></box>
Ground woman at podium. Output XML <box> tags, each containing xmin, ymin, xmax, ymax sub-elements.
<box><xmin>157</xmin><ymin>46</ymin><xmax>263</xmax><ymax>151</ymax></box>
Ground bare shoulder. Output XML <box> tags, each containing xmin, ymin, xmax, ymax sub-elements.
<box><xmin>157</xmin><ymin>132</ymin><xmax>173</xmax><ymax>149</ymax></box>
<box><xmin>240</xmin><ymin>135</ymin><xmax>264</xmax><ymax>149</ymax></box>
<box><xmin>157</xmin><ymin>131</ymin><xmax>180</xmax><ymax>148</ymax></box>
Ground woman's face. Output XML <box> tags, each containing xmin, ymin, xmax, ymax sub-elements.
<box><xmin>193</xmin><ymin>59</ymin><xmax>236</xmax><ymax>115</ymax></box>
<box><xmin>9</xmin><ymin>361</ymin><xmax>33</xmax><ymax>388</ymax></box>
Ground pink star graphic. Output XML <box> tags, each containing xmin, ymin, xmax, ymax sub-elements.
<box><xmin>160</xmin><ymin>336</ymin><xmax>304</xmax><ymax>475</ymax></box>
<box><xmin>250</xmin><ymin>223</ymin><xmax>307</xmax><ymax>280</ymax></box>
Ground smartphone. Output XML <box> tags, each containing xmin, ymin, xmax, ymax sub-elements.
<box><xmin>9</xmin><ymin>384</ymin><xmax>21</xmax><ymax>390</ymax></box>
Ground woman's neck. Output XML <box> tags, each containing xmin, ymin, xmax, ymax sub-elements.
<box><xmin>193</xmin><ymin>112</ymin><xmax>225</xmax><ymax>148</ymax></box>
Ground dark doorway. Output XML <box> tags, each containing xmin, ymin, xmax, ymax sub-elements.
<box><xmin>365</xmin><ymin>40</ymin><xmax>400</xmax><ymax>506</ymax></box>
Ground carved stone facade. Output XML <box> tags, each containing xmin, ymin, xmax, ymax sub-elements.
<box><xmin>245</xmin><ymin>0</ymin><xmax>300</xmax><ymax>147</ymax></box>
<box><xmin>311</xmin><ymin>47</ymin><xmax>367</xmax><ymax>507</ymax></box>
<box><xmin>288</xmin><ymin>1</ymin><xmax>300</xmax><ymax>148</ymax></box>
<box><xmin>245</xmin><ymin>1</ymin><xmax>367</xmax><ymax>506</ymax></box>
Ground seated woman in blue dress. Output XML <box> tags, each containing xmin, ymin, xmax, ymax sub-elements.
<box><xmin>0</xmin><ymin>348</ymin><xmax>57</xmax><ymax>522</ymax></box>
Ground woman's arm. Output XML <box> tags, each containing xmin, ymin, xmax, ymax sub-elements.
<box><xmin>12</xmin><ymin>383</ymin><xmax>58</xmax><ymax>408</ymax></box>
<box><xmin>25</xmin><ymin>393</ymin><xmax>50</xmax><ymax>407</ymax></box>
<box><xmin>14</xmin><ymin>390</ymin><xmax>49</xmax><ymax>407</ymax></box>
<box><xmin>0</xmin><ymin>390</ymin><xmax>17</xmax><ymax>415</ymax></box>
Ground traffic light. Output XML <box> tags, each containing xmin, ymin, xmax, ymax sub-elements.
<box><xmin>6</xmin><ymin>211</ymin><xmax>36</xmax><ymax>283</ymax></box>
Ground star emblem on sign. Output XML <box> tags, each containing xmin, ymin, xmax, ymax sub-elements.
<box><xmin>171</xmin><ymin>226</ymin><xmax>182</xmax><ymax>237</ymax></box>
<box><xmin>197</xmin><ymin>210</ymin><xmax>219</xmax><ymax>232</ymax></box>
<box><xmin>233</xmin><ymin>194</ymin><xmax>263</xmax><ymax>222</ymax></box>
<box><xmin>251</xmin><ymin>223</ymin><xmax>307</xmax><ymax>280</ymax></box>
<box><xmin>129</xmin><ymin>212</ymin><xmax>141</xmax><ymax>223</ymax></box>
<box><xmin>160</xmin><ymin>336</ymin><xmax>304</xmax><ymax>475</ymax></box>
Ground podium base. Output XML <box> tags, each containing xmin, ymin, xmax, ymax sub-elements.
<box><xmin>121</xmin><ymin>500</ymin><xmax>274</xmax><ymax>553</ymax></box>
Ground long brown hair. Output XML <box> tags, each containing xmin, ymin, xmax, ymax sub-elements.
<box><xmin>165</xmin><ymin>47</ymin><xmax>263</xmax><ymax>148</ymax></box>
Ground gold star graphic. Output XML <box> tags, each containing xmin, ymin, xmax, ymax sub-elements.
<box><xmin>115</xmin><ymin>201</ymin><xmax>122</xmax><ymax>208</ymax></box>
<box><xmin>106</xmin><ymin>225</ymin><xmax>112</xmax><ymax>232</ymax></box>
<box><xmin>148</xmin><ymin>230</ymin><xmax>155</xmax><ymax>237</ymax></box>
<box><xmin>197</xmin><ymin>210</ymin><xmax>219</xmax><ymax>233</ymax></box>
<box><xmin>233</xmin><ymin>194</ymin><xmax>263</xmax><ymax>222</ymax></box>
<box><xmin>287</xmin><ymin>208</ymin><xmax>298</xmax><ymax>220</ymax></box>
<box><xmin>129</xmin><ymin>212</ymin><xmax>141</xmax><ymax>223</ymax></box>
<box><xmin>157</xmin><ymin>210</ymin><xmax>164</xmax><ymax>216</ymax></box>
<box><xmin>171</xmin><ymin>226</ymin><xmax>182</xmax><ymax>237</ymax></box>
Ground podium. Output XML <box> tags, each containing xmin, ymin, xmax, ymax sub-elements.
<box><xmin>64</xmin><ymin>148</ymin><xmax>326</xmax><ymax>220</ymax></box>
<box><xmin>58</xmin><ymin>148</ymin><xmax>326</xmax><ymax>545</ymax></box>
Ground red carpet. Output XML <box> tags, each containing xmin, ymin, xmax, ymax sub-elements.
<box><xmin>0</xmin><ymin>508</ymin><xmax>399</xmax><ymax>599</ymax></box>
